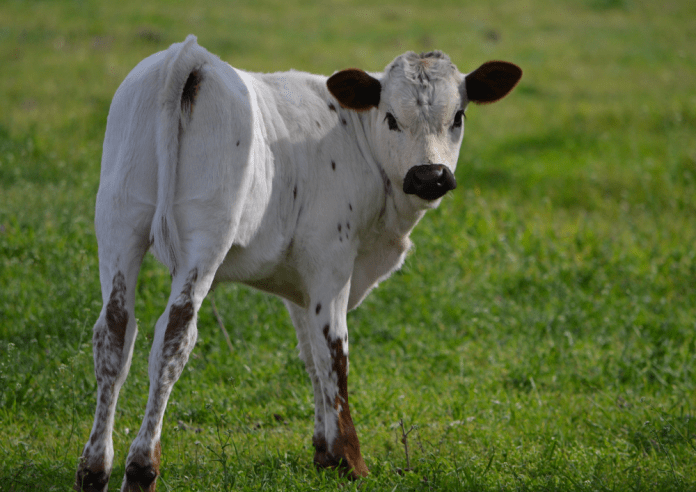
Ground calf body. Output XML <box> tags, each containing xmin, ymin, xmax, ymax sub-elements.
<box><xmin>76</xmin><ymin>35</ymin><xmax>521</xmax><ymax>491</ymax></box>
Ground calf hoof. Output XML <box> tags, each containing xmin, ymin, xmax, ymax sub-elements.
<box><xmin>313</xmin><ymin>437</ymin><xmax>369</xmax><ymax>480</ymax></box>
<box><xmin>123</xmin><ymin>462</ymin><xmax>158</xmax><ymax>492</ymax></box>
<box><xmin>74</xmin><ymin>467</ymin><xmax>109</xmax><ymax>492</ymax></box>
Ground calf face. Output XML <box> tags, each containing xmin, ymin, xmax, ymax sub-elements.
<box><xmin>328</xmin><ymin>52</ymin><xmax>521</xmax><ymax>206</ymax></box>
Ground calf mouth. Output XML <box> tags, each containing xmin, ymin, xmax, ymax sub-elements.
<box><xmin>403</xmin><ymin>164</ymin><xmax>457</xmax><ymax>201</ymax></box>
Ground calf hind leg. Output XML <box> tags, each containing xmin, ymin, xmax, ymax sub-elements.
<box><xmin>120</xmin><ymin>265</ymin><xmax>215</xmax><ymax>492</ymax></box>
<box><xmin>76</xmin><ymin>240</ymin><xmax>148</xmax><ymax>492</ymax></box>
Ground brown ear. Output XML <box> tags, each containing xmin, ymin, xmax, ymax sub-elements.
<box><xmin>465</xmin><ymin>61</ymin><xmax>522</xmax><ymax>105</ymax></box>
<box><xmin>327</xmin><ymin>69</ymin><xmax>381</xmax><ymax>111</ymax></box>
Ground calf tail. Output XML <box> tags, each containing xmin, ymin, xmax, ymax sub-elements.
<box><xmin>151</xmin><ymin>35</ymin><xmax>206</xmax><ymax>276</ymax></box>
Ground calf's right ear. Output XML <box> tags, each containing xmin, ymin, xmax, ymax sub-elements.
<box><xmin>327</xmin><ymin>69</ymin><xmax>381</xmax><ymax>111</ymax></box>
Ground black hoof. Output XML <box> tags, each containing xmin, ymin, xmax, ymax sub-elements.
<box><xmin>125</xmin><ymin>462</ymin><xmax>157</xmax><ymax>489</ymax></box>
<box><xmin>75</xmin><ymin>468</ymin><xmax>109</xmax><ymax>492</ymax></box>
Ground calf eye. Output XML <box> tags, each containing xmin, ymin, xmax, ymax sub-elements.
<box><xmin>384</xmin><ymin>112</ymin><xmax>400</xmax><ymax>132</ymax></box>
<box><xmin>452</xmin><ymin>110</ymin><xmax>465</xmax><ymax>129</ymax></box>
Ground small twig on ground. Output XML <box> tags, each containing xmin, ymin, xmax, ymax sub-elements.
<box><xmin>399</xmin><ymin>418</ymin><xmax>416</xmax><ymax>471</ymax></box>
<box><xmin>210</xmin><ymin>293</ymin><xmax>234</xmax><ymax>355</ymax></box>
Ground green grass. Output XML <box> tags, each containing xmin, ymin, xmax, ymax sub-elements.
<box><xmin>1</xmin><ymin>0</ymin><xmax>695</xmax><ymax>490</ymax></box>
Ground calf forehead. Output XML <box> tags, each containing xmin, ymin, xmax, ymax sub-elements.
<box><xmin>383</xmin><ymin>51</ymin><xmax>463</xmax><ymax>130</ymax></box>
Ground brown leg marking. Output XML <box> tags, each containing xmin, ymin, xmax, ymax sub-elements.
<box><xmin>93</xmin><ymin>272</ymin><xmax>128</xmax><ymax>386</ymax></box>
<box><xmin>312</xmin><ymin>330</ymin><xmax>369</xmax><ymax>479</ymax></box>
<box><xmin>105</xmin><ymin>271</ymin><xmax>128</xmax><ymax>354</ymax></box>
<box><xmin>76</xmin><ymin>272</ymin><xmax>129</xmax><ymax>492</ymax></box>
<box><xmin>163</xmin><ymin>269</ymin><xmax>197</xmax><ymax>349</ymax></box>
<box><xmin>160</xmin><ymin>268</ymin><xmax>197</xmax><ymax>389</ymax></box>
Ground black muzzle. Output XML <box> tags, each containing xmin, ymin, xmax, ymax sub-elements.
<box><xmin>403</xmin><ymin>164</ymin><xmax>457</xmax><ymax>201</ymax></box>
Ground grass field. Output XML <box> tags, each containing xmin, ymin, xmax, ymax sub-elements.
<box><xmin>1</xmin><ymin>0</ymin><xmax>695</xmax><ymax>490</ymax></box>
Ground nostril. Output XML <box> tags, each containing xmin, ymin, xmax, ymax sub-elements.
<box><xmin>418</xmin><ymin>165</ymin><xmax>443</xmax><ymax>182</ymax></box>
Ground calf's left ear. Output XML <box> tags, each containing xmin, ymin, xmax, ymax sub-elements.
<box><xmin>465</xmin><ymin>61</ymin><xmax>522</xmax><ymax>105</ymax></box>
<box><xmin>327</xmin><ymin>69</ymin><xmax>381</xmax><ymax>111</ymax></box>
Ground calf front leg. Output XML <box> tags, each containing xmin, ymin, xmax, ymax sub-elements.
<box><xmin>286</xmin><ymin>283</ymin><xmax>368</xmax><ymax>479</ymax></box>
<box><xmin>314</xmin><ymin>322</ymin><xmax>367</xmax><ymax>478</ymax></box>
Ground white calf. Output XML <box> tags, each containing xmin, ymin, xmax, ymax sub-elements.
<box><xmin>75</xmin><ymin>35</ymin><xmax>521</xmax><ymax>491</ymax></box>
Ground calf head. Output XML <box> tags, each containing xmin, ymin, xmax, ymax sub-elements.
<box><xmin>328</xmin><ymin>52</ymin><xmax>521</xmax><ymax>206</ymax></box>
